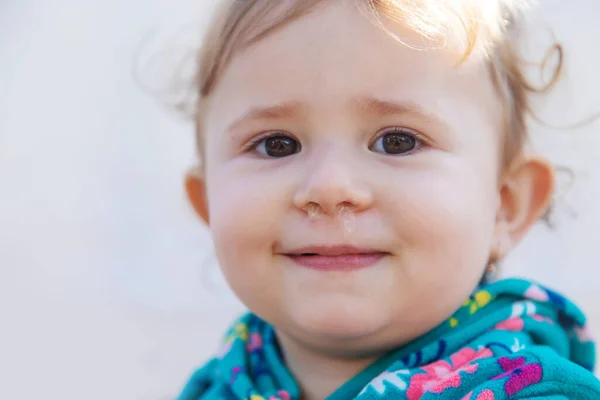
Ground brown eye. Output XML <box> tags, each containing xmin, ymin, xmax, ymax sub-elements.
<box><xmin>256</xmin><ymin>135</ymin><xmax>300</xmax><ymax>158</ymax></box>
<box><xmin>371</xmin><ymin>131</ymin><xmax>419</xmax><ymax>155</ymax></box>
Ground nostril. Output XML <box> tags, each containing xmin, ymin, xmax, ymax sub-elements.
<box><xmin>339</xmin><ymin>201</ymin><xmax>355</xmax><ymax>209</ymax></box>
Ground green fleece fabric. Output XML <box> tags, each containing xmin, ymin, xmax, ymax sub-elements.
<box><xmin>178</xmin><ymin>278</ymin><xmax>600</xmax><ymax>399</ymax></box>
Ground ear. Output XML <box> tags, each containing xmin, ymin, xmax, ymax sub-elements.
<box><xmin>185</xmin><ymin>167</ymin><xmax>210</xmax><ymax>224</ymax></box>
<box><xmin>491</xmin><ymin>157</ymin><xmax>555</xmax><ymax>261</ymax></box>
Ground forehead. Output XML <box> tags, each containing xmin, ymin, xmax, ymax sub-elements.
<box><xmin>205</xmin><ymin>2</ymin><xmax>502</xmax><ymax>142</ymax></box>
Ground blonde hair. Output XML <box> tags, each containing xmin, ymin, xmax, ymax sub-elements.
<box><xmin>190</xmin><ymin>0</ymin><xmax>563</xmax><ymax>168</ymax></box>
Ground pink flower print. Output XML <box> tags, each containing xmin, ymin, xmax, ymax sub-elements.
<box><xmin>406</xmin><ymin>347</ymin><xmax>493</xmax><ymax>399</ymax></box>
<box><xmin>230</xmin><ymin>366</ymin><xmax>245</xmax><ymax>384</ymax></box>
<box><xmin>531</xmin><ymin>314</ymin><xmax>553</xmax><ymax>324</ymax></box>
<box><xmin>268</xmin><ymin>391</ymin><xmax>290</xmax><ymax>400</ymax></box>
<box><xmin>524</xmin><ymin>284</ymin><xmax>549</xmax><ymax>302</ymax></box>
<box><xmin>462</xmin><ymin>389</ymin><xmax>495</xmax><ymax>400</ymax></box>
<box><xmin>493</xmin><ymin>357</ymin><xmax>542</xmax><ymax>396</ymax></box>
<box><xmin>575</xmin><ymin>325</ymin><xmax>594</xmax><ymax>342</ymax></box>
<box><xmin>277</xmin><ymin>391</ymin><xmax>290</xmax><ymax>400</ymax></box>
<box><xmin>495</xmin><ymin>317</ymin><xmax>525</xmax><ymax>332</ymax></box>
<box><xmin>496</xmin><ymin>312</ymin><xmax>554</xmax><ymax>333</ymax></box>
<box><xmin>247</xmin><ymin>333</ymin><xmax>263</xmax><ymax>352</ymax></box>
<box><xmin>451</xmin><ymin>347</ymin><xmax>494</xmax><ymax>368</ymax></box>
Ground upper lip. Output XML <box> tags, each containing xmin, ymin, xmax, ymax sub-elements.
<box><xmin>284</xmin><ymin>245</ymin><xmax>386</xmax><ymax>257</ymax></box>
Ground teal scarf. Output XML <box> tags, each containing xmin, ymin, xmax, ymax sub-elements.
<box><xmin>178</xmin><ymin>278</ymin><xmax>600</xmax><ymax>399</ymax></box>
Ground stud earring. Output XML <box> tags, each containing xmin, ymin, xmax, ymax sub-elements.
<box><xmin>485</xmin><ymin>260</ymin><xmax>499</xmax><ymax>282</ymax></box>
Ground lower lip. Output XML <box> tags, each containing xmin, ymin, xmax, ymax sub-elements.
<box><xmin>287</xmin><ymin>253</ymin><xmax>386</xmax><ymax>271</ymax></box>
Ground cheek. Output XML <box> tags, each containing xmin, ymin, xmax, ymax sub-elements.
<box><xmin>383</xmin><ymin>158</ymin><xmax>498</xmax><ymax>273</ymax></box>
<box><xmin>375</xmin><ymin>158</ymin><xmax>499</xmax><ymax>329</ymax></box>
<box><xmin>207</xmin><ymin>163</ymin><xmax>294</xmax><ymax>228</ymax></box>
<box><xmin>205</xmin><ymin>166</ymin><xmax>291</xmax><ymax>304</ymax></box>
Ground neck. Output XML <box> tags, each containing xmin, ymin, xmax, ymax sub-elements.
<box><xmin>276</xmin><ymin>332</ymin><xmax>380</xmax><ymax>400</ymax></box>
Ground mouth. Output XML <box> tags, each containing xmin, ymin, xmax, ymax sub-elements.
<box><xmin>284</xmin><ymin>245</ymin><xmax>388</xmax><ymax>272</ymax></box>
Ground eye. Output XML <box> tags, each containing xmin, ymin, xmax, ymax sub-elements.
<box><xmin>370</xmin><ymin>129</ymin><xmax>421</xmax><ymax>155</ymax></box>
<box><xmin>254</xmin><ymin>134</ymin><xmax>300</xmax><ymax>158</ymax></box>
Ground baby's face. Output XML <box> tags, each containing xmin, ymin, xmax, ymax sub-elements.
<box><xmin>202</xmin><ymin>2</ymin><xmax>505</xmax><ymax>355</ymax></box>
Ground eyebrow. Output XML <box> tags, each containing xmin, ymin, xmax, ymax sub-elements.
<box><xmin>350</xmin><ymin>96</ymin><xmax>447</xmax><ymax>127</ymax></box>
<box><xmin>226</xmin><ymin>97</ymin><xmax>450</xmax><ymax>139</ymax></box>
<box><xmin>226</xmin><ymin>101</ymin><xmax>304</xmax><ymax>133</ymax></box>
<box><xmin>351</xmin><ymin>96</ymin><xmax>454</xmax><ymax>146</ymax></box>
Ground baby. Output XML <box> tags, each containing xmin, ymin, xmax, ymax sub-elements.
<box><xmin>176</xmin><ymin>0</ymin><xmax>600</xmax><ymax>399</ymax></box>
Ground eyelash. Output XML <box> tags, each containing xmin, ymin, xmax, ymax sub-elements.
<box><xmin>369</xmin><ymin>127</ymin><xmax>427</xmax><ymax>154</ymax></box>
<box><xmin>244</xmin><ymin>127</ymin><xmax>427</xmax><ymax>155</ymax></box>
<box><xmin>246</xmin><ymin>131</ymin><xmax>297</xmax><ymax>151</ymax></box>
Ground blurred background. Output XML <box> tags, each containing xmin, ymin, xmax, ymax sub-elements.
<box><xmin>1</xmin><ymin>0</ymin><xmax>599</xmax><ymax>399</ymax></box>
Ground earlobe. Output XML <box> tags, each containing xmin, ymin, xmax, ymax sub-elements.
<box><xmin>499</xmin><ymin>156</ymin><xmax>556</xmax><ymax>245</ymax></box>
<box><xmin>185</xmin><ymin>168</ymin><xmax>210</xmax><ymax>225</ymax></box>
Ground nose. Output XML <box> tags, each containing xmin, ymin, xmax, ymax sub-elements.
<box><xmin>293</xmin><ymin>152</ymin><xmax>373</xmax><ymax>215</ymax></box>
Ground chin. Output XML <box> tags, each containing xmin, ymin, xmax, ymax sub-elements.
<box><xmin>290</xmin><ymin>297</ymin><xmax>389</xmax><ymax>342</ymax></box>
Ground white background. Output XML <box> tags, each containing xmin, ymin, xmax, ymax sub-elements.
<box><xmin>1</xmin><ymin>1</ymin><xmax>599</xmax><ymax>399</ymax></box>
